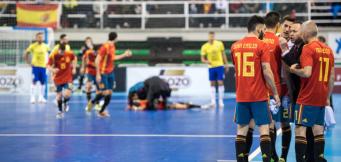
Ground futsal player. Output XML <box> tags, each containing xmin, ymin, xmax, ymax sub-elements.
<box><xmin>290</xmin><ymin>21</ymin><xmax>334</xmax><ymax>162</ymax></box>
<box><xmin>231</xmin><ymin>15</ymin><xmax>280</xmax><ymax>162</ymax></box>
<box><xmin>47</xmin><ymin>43</ymin><xmax>77</xmax><ymax>119</ymax></box>
<box><xmin>85</xmin><ymin>32</ymin><xmax>132</xmax><ymax>117</ymax></box>
<box><xmin>52</xmin><ymin>34</ymin><xmax>71</xmax><ymax>53</ymax></box>
<box><xmin>201</xmin><ymin>31</ymin><xmax>229</xmax><ymax>108</ymax></box>
<box><xmin>80</xmin><ymin>37</ymin><xmax>98</xmax><ymax>104</ymax></box>
<box><xmin>23</xmin><ymin>32</ymin><xmax>50</xmax><ymax>104</ymax></box>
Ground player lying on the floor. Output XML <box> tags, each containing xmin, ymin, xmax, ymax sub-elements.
<box><xmin>127</xmin><ymin>76</ymin><xmax>210</xmax><ymax>110</ymax></box>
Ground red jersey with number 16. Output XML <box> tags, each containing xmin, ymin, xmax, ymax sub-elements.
<box><xmin>231</xmin><ymin>37</ymin><xmax>271</xmax><ymax>102</ymax></box>
<box><xmin>297</xmin><ymin>40</ymin><xmax>334</xmax><ymax>106</ymax></box>
<box><xmin>47</xmin><ymin>51</ymin><xmax>75</xmax><ymax>85</ymax></box>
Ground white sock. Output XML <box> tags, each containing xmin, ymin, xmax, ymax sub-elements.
<box><xmin>218</xmin><ymin>86</ymin><xmax>225</xmax><ymax>101</ymax></box>
<box><xmin>31</xmin><ymin>84</ymin><xmax>36</xmax><ymax>99</ymax></box>
<box><xmin>211</xmin><ymin>86</ymin><xmax>216</xmax><ymax>104</ymax></box>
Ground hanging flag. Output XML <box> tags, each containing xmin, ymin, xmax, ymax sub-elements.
<box><xmin>16</xmin><ymin>3</ymin><xmax>59</xmax><ymax>29</ymax></box>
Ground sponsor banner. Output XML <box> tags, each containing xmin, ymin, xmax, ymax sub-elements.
<box><xmin>333</xmin><ymin>67</ymin><xmax>341</xmax><ymax>93</ymax></box>
<box><xmin>0</xmin><ymin>67</ymin><xmax>31</xmax><ymax>94</ymax></box>
<box><xmin>127</xmin><ymin>67</ymin><xmax>210</xmax><ymax>96</ymax></box>
<box><xmin>328</xmin><ymin>32</ymin><xmax>341</xmax><ymax>62</ymax></box>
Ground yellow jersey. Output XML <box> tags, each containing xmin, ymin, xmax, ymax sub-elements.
<box><xmin>51</xmin><ymin>44</ymin><xmax>71</xmax><ymax>54</ymax></box>
<box><xmin>25</xmin><ymin>42</ymin><xmax>50</xmax><ymax>67</ymax></box>
<box><xmin>201</xmin><ymin>40</ymin><xmax>225</xmax><ymax>68</ymax></box>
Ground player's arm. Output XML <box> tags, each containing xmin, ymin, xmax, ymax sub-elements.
<box><xmin>290</xmin><ymin>46</ymin><xmax>313</xmax><ymax>78</ymax></box>
<box><xmin>327</xmin><ymin>67</ymin><xmax>335</xmax><ymax>106</ymax></box>
<box><xmin>221</xmin><ymin>43</ymin><xmax>229</xmax><ymax>72</ymax></box>
<box><xmin>115</xmin><ymin>50</ymin><xmax>132</xmax><ymax>60</ymax></box>
<box><xmin>200</xmin><ymin>45</ymin><xmax>210</xmax><ymax>64</ymax></box>
<box><xmin>72</xmin><ymin>54</ymin><xmax>77</xmax><ymax>74</ymax></box>
<box><xmin>23</xmin><ymin>45</ymin><xmax>32</xmax><ymax>65</ymax></box>
<box><xmin>262</xmin><ymin>63</ymin><xmax>279</xmax><ymax>96</ymax></box>
<box><xmin>80</xmin><ymin>55</ymin><xmax>87</xmax><ymax>74</ymax></box>
<box><xmin>290</xmin><ymin>65</ymin><xmax>312</xmax><ymax>78</ymax></box>
<box><xmin>47</xmin><ymin>55</ymin><xmax>59</xmax><ymax>74</ymax></box>
<box><xmin>95</xmin><ymin>53</ymin><xmax>102</xmax><ymax>83</ymax></box>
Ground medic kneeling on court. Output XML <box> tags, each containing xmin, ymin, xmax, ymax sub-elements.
<box><xmin>128</xmin><ymin>76</ymin><xmax>210</xmax><ymax>110</ymax></box>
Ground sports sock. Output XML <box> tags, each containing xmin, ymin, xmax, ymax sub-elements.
<box><xmin>63</xmin><ymin>97</ymin><xmax>70</xmax><ymax>105</ymax></box>
<box><xmin>245</xmin><ymin>128</ymin><xmax>254</xmax><ymax>156</ymax></box>
<box><xmin>260</xmin><ymin>135</ymin><xmax>271</xmax><ymax>162</ymax></box>
<box><xmin>218</xmin><ymin>86</ymin><xmax>224</xmax><ymax>102</ymax></box>
<box><xmin>270</xmin><ymin>127</ymin><xmax>278</xmax><ymax>161</ymax></box>
<box><xmin>281</xmin><ymin>126</ymin><xmax>291</xmax><ymax>160</ymax></box>
<box><xmin>86</xmin><ymin>92</ymin><xmax>91</xmax><ymax>102</ymax></box>
<box><xmin>314</xmin><ymin>134</ymin><xmax>325</xmax><ymax>162</ymax></box>
<box><xmin>92</xmin><ymin>93</ymin><xmax>103</xmax><ymax>104</ymax></box>
<box><xmin>57</xmin><ymin>99</ymin><xmax>63</xmax><ymax>112</ymax></box>
<box><xmin>211</xmin><ymin>86</ymin><xmax>216</xmax><ymax>104</ymax></box>
<box><xmin>100</xmin><ymin>95</ymin><xmax>111</xmax><ymax>113</ymax></box>
<box><xmin>31</xmin><ymin>84</ymin><xmax>36</xmax><ymax>98</ymax></box>
<box><xmin>235</xmin><ymin>135</ymin><xmax>247</xmax><ymax>162</ymax></box>
<box><xmin>295</xmin><ymin>136</ymin><xmax>307</xmax><ymax>162</ymax></box>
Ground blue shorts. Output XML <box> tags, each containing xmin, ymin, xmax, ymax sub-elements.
<box><xmin>86</xmin><ymin>74</ymin><xmax>96</xmax><ymax>84</ymax></box>
<box><xmin>98</xmin><ymin>71</ymin><xmax>115</xmax><ymax>91</ymax></box>
<box><xmin>32</xmin><ymin>66</ymin><xmax>46</xmax><ymax>84</ymax></box>
<box><xmin>209</xmin><ymin>66</ymin><xmax>225</xmax><ymax>81</ymax></box>
<box><xmin>271</xmin><ymin>96</ymin><xmax>294</xmax><ymax>123</ymax></box>
<box><xmin>295</xmin><ymin>104</ymin><xmax>325</xmax><ymax>127</ymax></box>
<box><xmin>234</xmin><ymin>101</ymin><xmax>272</xmax><ymax>126</ymax></box>
<box><xmin>56</xmin><ymin>83</ymin><xmax>72</xmax><ymax>93</ymax></box>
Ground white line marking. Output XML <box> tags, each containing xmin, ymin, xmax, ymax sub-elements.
<box><xmin>0</xmin><ymin>134</ymin><xmax>259</xmax><ymax>138</ymax></box>
<box><xmin>248</xmin><ymin>128</ymin><xmax>283</xmax><ymax>161</ymax></box>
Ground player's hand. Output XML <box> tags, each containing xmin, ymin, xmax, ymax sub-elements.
<box><xmin>273</xmin><ymin>94</ymin><xmax>281</xmax><ymax>107</ymax></box>
<box><xmin>290</xmin><ymin>63</ymin><xmax>299</xmax><ymax>73</ymax></box>
<box><xmin>80</xmin><ymin>68</ymin><xmax>85</xmax><ymax>74</ymax></box>
<box><xmin>224</xmin><ymin>64</ymin><xmax>229</xmax><ymax>73</ymax></box>
<box><xmin>72</xmin><ymin>68</ymin><xmax>76</xmax><ymax>75</ymax></box>
<box><xmin>279</xmin><ymin>37</ymin><xmax>288</xmax><ymax>51</ymax></box>
<box><xmin>326</xmin><ymin>98</ymin><xmax>331</xmax><ymax>106</ymax></box>
<box><xmin>124</xmin><ymin>50</ymin><xmax>132</xmax><ymax>57</ymax></box>
<box><xmin>51</xmin><ymin>68</ymin><xmax>59</xmax><ymax>74</ymax></box>
<box><xmin>96</xmin><ymin>74</ymin><xmax>101</xmax><ymax>84</ymax></box>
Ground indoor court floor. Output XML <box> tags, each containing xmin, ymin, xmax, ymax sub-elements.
<box><xmin>0</xmin><ymin>94</ymin><xmax>340</xmax><ymax>162</ymax></box>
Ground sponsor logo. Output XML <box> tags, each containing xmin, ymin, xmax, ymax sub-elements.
<box><xmin>159</xmin><ymin>69</ymin><xmax>191</xmax><ymax>91</ymax></box>
<box><xmin>0</xmin><ymin>69</ymin><xmax>23</xmax><ymax>92</ymax></box>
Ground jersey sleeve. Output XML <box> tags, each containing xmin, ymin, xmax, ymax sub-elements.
<box><xmin>300</xmin><ymin>46</ymin><xmax>313</xmax><ymax>67</ymax></box>
<box><xmin>98</xmin><ymin>45</ymin><xmax>107</xmax><ymax>57</ymax></box>
<box><xmin>330</xmin><ymin>48</ymin><xmax>335</xmax><ymax>68</ymax></box>
<box><xmin>47</xmin><ymin>54</ymin><xmax>54</xmax><ymax>66</ymax></box>
<box><xmin>260</xmin><ymin>43</ymin><xmax>271</xmax><ymax>63</ymax></box>
<box><xmin>25</xmin><ymin>44</ymin><xmax>34</xmax><ymax>53</ymax></box>
<box><xmin>220</xmin><ymin>41</ymin><xmax>225</xmax><ymax>52</ymax></box>
<box><xmin>230</xmin><ymin>44</ymin><xmax>236</xmax><ymax>65</ymax></box>
<box><xmin>200</xmin><ymin>44</ymin><xmax>206</xmax><ymax>56</ymax></box>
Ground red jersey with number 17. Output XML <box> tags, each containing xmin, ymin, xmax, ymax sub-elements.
<box><xmin>297</xmin><ymin>40</ymin><xmax>334</xmax><ymax>106</ymax></box>
<box><xmin>98</xmin><ymin>42</ymin><xmax>116</xmax><ymax>74</ymax></box>
<box><xmin>47</xmin><ymin>51</ymin><xmax>75</xmax><ymax>85</ymax></box>
<box><xmin>231</xmin><ymin>37</ymin><xmax>271</xmax><ymax>102</ymax></box>
<box><xmin>263</xmin><ymin>31</ymin><xmax>282</xmax><ymax>96</ymax></box>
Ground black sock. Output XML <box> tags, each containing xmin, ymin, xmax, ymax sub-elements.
<box><xmin>63</xmin><ymin>97</ymin><xmax>70</xmax><ymax>108</ymax></box>
<box><xmin>245</xmin><ymin>128</ymin><xmax>254</xmax><ymax>156</ymax></box>
<box><xmin>92</xmin><ymin>94</ymin><xmax>103</xmax><ymax>104</ymax></box>
<box><xmin>235</xmin><ymin>135</ymin><xmax>247</xmax><ymax>162</ymax></box>
<box><xmin>57</xmin><ymin>99</ymin><xmax>63</xmax><ymax>112</ymax></box>
<box><xmin>187</xmin><ymin>104</ymin><xmax>201</xmax><ymax>109</ymax></box>
<box><xmin>314</xmin><ymin>134</ymin><xmax>325</xmax><ymax>162</ymax></box>
<box><xmin>306</xmin><ymin>128</ymin><xmax>315</xmax><ymax>162</ymax></box>
<box><xmin>86</xmin><ymin>92</ymin><xmax>91</xmax><ymax>102</ymax></box>
<box><xmin>260</xmin><ymin>135</ymin><xmax>271</xmax><ymax>162</ymax></box>
<box><xmin>295</xmin><ymin>136</ymin><xmax>307</xmax><ymax>162</ymax></box>
<box><xmin>281</xmin><ymin>126</ymin><xmax>291</xmax><ymax>160</ymax></box>
<box><xmin>78</xmin><ymin>75</ymin><xmax>84</xmax><ymax>89</ymax></box>
<box><xmin>100</xmin><ymin>95</ymin><xmax>111</xmax><ymax>113</ymax></box>
<box><xmin>270</xmin><ymin>127</ymin><xmax>278</xmax><ymax>161</ymax></box>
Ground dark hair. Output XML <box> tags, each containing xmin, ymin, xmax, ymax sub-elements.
<box><xmin>59</xmin><ymin>43</ymin><xmax>66</xmax><ymax>51</ymax></box>
<box><xmin>36</xmin><ymin>32</ymin><xmax>43</xmax><ymax>36</ymax></box>
<box><xmin>209</xmin><ymin>31</ymin><xmax>215</xmax><ymax>35</ymax></box>
<box><xmin>109</xmin><ymin>32</ymin><xmax>117</xmax><ymax>41</ymax></box>
<box><xmin>60</xmin><ymin>34</ymin><xmax>67</xmax><ymax>40</ymax></box>
<box><xmin>247</xmin><ymin>15</ymin><xmax>265</xmax><ymax>32</ymax></box>
<box><xmin>265</xmin><ymin>11</ymin><xmax>280</xmax><ymax>28</ymax></box>
<box><xmin>318</xmin><ymin>36</ymin><xmax>326</xmax><ymax>43</ymax></box>
<box><xmin>282</xmin><ymin>15</ymin><xmax>296</xmax><ymax>24</ymax></box>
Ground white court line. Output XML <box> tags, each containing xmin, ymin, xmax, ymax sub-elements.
<box><xmin>0</xmin><ymin>134</ymin><xmax>259</xmax><ymax>138</ymax></box>
<box><xmin>248</xmin><ymin>128</ymin><xmax>283</xmax><ymax>161</ymax></box>
<box><xmin>0</xmin><ymin>100</ymin><xmax>127</xmax><ymax>104</ymax></box>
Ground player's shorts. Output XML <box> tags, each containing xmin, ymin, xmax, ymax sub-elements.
<box><xmin>32</xmin><ymin>66</ymin><xmax>46</xmax><ymax>84</ymax></box>
<box><xmin>209</xmin><ymin>66</ymin><xmax>225</xmax><ymax>81</ymax></box>
<box><xmin>98</xmin><ymin>71</ymin><xmax>115</xmax><ymax>91</ymax></box>
<box><xmin>271</xmin><ymin>96</ymin><xmax>294</xmax><ymax>123</ymax></box>
<box><xmin>55</xmin><ymin>83</ymin><xmax>73</xmax><ymax>93</ymax></box>
<box><xmin>86</xmin><ymin>73</ymin><xmax>96</xmax><ymax>83</ymax></box>
<box><xmin>234</xmin><ymin>101</ymin><xmax>272</xmax><ymax>126</ymax></box>
<box><xmin>295</xmin><ymin>104</ymin><xmax>325</xmax><ymax>127</ymax></box>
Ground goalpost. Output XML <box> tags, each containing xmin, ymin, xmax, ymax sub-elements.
<box><xmin>0</xmin><ymin>27</ymin><xmax>54</xmax><ymax>97</ymax></box>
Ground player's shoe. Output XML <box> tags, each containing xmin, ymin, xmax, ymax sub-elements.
<box><xmin>56</xmin><ymin>112</ymin><xmax>64</xmax><ymax>119</ymax></box>
<box><xmin>201</xmin><ymin>104</ymin><xmax>212</xmax><ymax>110</ymax></box>
<box><xmin>30</xmin><ymin>96</ymin><xmax>36</xmax><ymax>104</ymax></box>
<box><xmin>98</xmin><ymin>111</ymin><xmax>110</xmax><ymax>118</ymax></box>
<box><xmin>85</xmin><ymin>101</ymin><xmax>93</xmax><ymax>112</ymax></box>
<box><xmin>63</xmin><ymin>104</ymin><xmax>70</xmax><ymax>112</ymax></box>
<box><xmin>278</xmin><ymin>158</ymin><xmax>286</xmax><ymax>162</ymax></box>
<box><xmin>95</xmin><ymin>104</ymin><xmax>101</xmax><ymax>111</ymax></box>
<box><xmin>218</xmin><ymin>100</ymin><xmax>224</xmax><ymax>108</ymax></box>
<box><xmin>210</xmin><ymin>100</ymin><xmax>216</xmax><ymax>108</ymax></box>
<box><xmin>38</xmin><ymin>96</ymin><xmax>47</xmax><ymax>104</ymax></box>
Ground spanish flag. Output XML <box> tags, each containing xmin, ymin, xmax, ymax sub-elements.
<box><xmin>16</xmin><ymin>3</ymin><xmax>59</xmax><ymax>29</ymax></box>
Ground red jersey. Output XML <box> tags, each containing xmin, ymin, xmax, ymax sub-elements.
<box><xmin>98</xmin><ymin>42</ymin><xmax>116</xmax><ymax>74</ymax></box>
<box><xmin>297</xmin><ymin>40</ymin><xmax>334</xmax><ymax>106</ymax></box>
<box><xmin>263</xmin><ymin>32</ymin><xmax>282</xmax><ymax>96</ymax></box>
<box><xmin>83</xmin><ymin>49</ymin><xmax>96</xmax><ymax>76</ymax></box>
<box><xmin>48</xmin><ymin>51</ymin><xmax>75</xmax><ymax>85</ymax></box>
<box><xmin>231</xmin><ymin>37</ymin><xmax>271</xmax><ymax>102</ymax></box>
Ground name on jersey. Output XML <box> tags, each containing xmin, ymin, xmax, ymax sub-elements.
<box><xmin>315</xmin><ymin>48</ymin><xmax>331</xmax><ymax>54</ymax></box>
<box><xmin>262</xmin><ymin>38</ymin><xmax>275</xmax><ymax>44</ymax></box>
<box><xmin>233</xmin><ymin>43</ymin><xmax>258</xmax><ymax>50</ymax></box>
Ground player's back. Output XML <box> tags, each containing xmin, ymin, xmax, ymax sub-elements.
<box><xmin>297</xmin><ymin>40</ymin><xmax>334</xmax><ymax>106</ymax></box>
<box><xmin>263</xmin><ymin>31</ymin><xmax>282</xmax><ymax>95</ymax></box>
<box><xmin>98</xmin><ymin>42</ymin><xmax>116</xmax><ymax>74</ymax></box>
<box><xmin>231</xmin><ymin>37</ymin><xmax>270</xmax><ymax>102</ymax></box>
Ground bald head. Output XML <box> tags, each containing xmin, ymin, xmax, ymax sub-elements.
<box><xmin>301</xmin><ymin>20</ymin><xmax>318</xmax><ymax>42</ymax></box>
